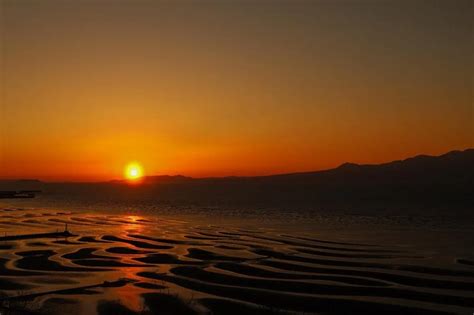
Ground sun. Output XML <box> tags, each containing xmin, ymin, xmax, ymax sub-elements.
<box><xmin>124</xmin><ymin>162</ymin><xmax>144</xmax><ymax>181</ymax></box>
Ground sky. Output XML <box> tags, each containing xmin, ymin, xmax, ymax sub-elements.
<box><xmin>0</xmin><ymin>0</ymin><xmax>472</xmax><ymax>181</ymax></box>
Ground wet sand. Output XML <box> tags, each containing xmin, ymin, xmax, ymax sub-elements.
<box><xmin>0</xmin><ymin>207</ymin><xmax>473</xmax><ymax>314</ymax></box>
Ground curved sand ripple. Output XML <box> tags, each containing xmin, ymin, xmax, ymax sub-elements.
<box><xmin>0</xmin><ymin>207</ymin><xmax>473</xmax><ymax>315</ymax></box>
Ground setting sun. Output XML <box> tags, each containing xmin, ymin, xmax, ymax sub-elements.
<box><xmin>0</xmin><ymin>1</ymin><xmax>472</xmax><ymax>314</ymax></box>
<box><xmin>124</xmin><ymin>162</ymin><xmax>144</xmax><ymax>181</ymax></box>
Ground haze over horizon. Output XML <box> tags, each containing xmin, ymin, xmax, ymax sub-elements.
<box><xmin>0</xmin><ymin>147</ymin><xmax>471</xmax><ymax>183</ymax></box>
<box><xmin>1</xmin><ymin>0</ymin><xmax>473</xmax><ymax>181</ymax></box>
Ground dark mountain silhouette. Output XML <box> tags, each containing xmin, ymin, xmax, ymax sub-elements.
<box><xmin>110</xmin><ymin>148</ymin><xmax>472</xmax><ymax>186</ymax></box>
<box><xmin>2</xmin><ymin>149</ymin><xmax>472</xmax><ymax>207</ymax></box>
<box><xmin>156</xmin><ymin>148</ymin><xmax>472</xmax><ymax>206</ymax></box>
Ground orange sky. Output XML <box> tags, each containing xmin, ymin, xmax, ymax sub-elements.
<box><xmin>1</xmin><ymin>1</ymin><xmax>473</xmax><ymax>181</ymax></box>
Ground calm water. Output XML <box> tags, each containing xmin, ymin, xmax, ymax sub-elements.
<box><xmin>2</xmin><ymin>192</ymin><xmax>474</xmax><ymax>255</ymax></box>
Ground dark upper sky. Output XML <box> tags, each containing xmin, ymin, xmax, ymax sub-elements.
<box><xmin>1</xmin><ymin>0</ymin><xmax>472</xmax><ymax>180</ymax></box>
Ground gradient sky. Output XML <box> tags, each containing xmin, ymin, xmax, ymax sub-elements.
<box><xmin>0</xmin><ymin>0</ymin><xmax>473</xmax><ymax>181</ymax></box>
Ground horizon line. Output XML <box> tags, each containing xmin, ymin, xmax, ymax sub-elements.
<box><xmin>1</xmin><ymin>147</ymin><xmax>471</xmax><ymax>184</ymax></box>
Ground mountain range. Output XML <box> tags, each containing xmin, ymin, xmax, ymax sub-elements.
<box><xmin>1</xmin><ymin>149</ymin><xmax>473</xmax><ymax>207</ymax></box>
